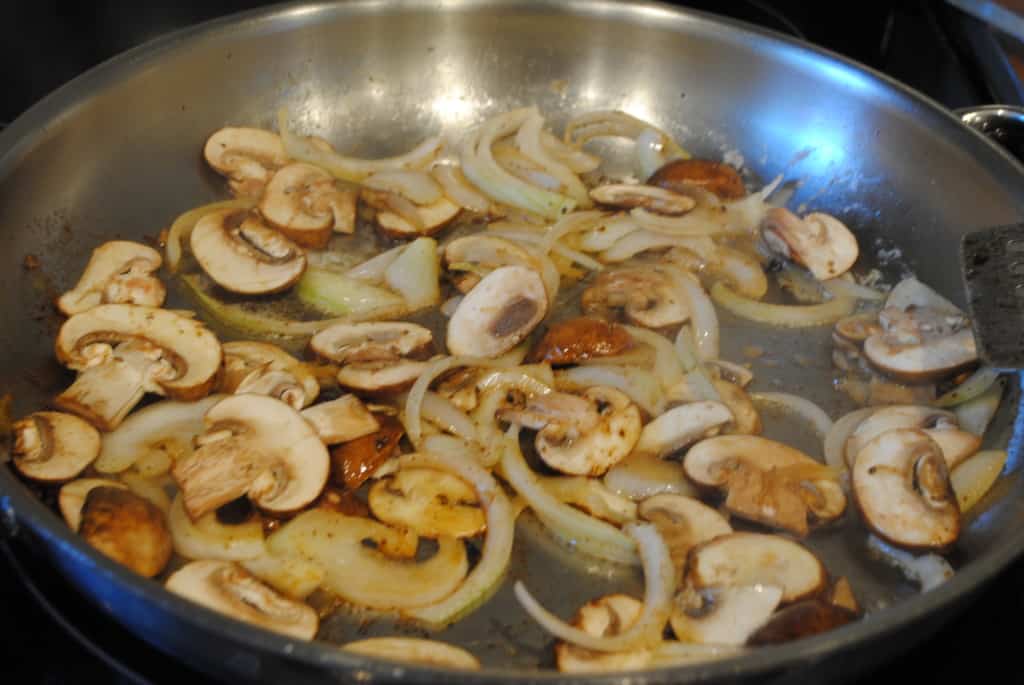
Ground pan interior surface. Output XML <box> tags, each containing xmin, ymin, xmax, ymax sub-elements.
<box><xmin>1</xmin><ymin>0</ymin><xmax>1023</xmax><ymax>680</ymax></box>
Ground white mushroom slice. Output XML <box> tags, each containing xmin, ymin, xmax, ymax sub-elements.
<box><xmin>852</xmin><ymin>428</ymin><xmax>960</xmax><ymax>550</ymax></box>
<box><xmin>336</xmin><ymin>359</ymin><xmax>429</xmax><ymax>395</ymax></box>
<box><xmin>446</xmin><ymin>265</ymin><xmax>548</xmax><ymax>358</ymax></box>
<box><xmin>590</xmin><ymin>184</ymin><xmax>696</xmax><ymax>216</ymax></box>
<box><xmin>96</xmin><ymin>395</ymin><xmax>223</xmax><ymax>474</ymax></box>
<box><xmin>172</xmin><ymin>395</ymin><xmax>329</xmax><ymax>520</ymax></box>
<box><xmin>220</xmin><ymin>341</ymin><xmax>319</xmax><ymax>409</ymax></box>
<box><xmin>203</xmin><ymin>127</ymin><xmax>289</xmax><ymax>197</ymax></box>
<box><xmin>670</xmin><ymin>585</ymin><xmax>783</xmax><ymax>646</ymax></box>
<box><xmin>190</xmin><ymin>209</ymin><xmax>307</xmax><ymax>295</ymax></box>
<box><xmin>259</xmin><ymin>163</ymin><xmax>355</xmax><ymax>247</ymax></box>
<box><xmin>376</xmin><ymin>197</ymin><xmax>461</xmax><ymax>239</ymax></box>
<box><xmin>343</xmin><ymin>638</ymin><xmax>481</xmax><ymax>670</ymax></box>
<box><xmin>300</xmin><ymin>395</ymin><xmax>379</xmax><ymax>445</ymax></box>
<box><xmin>12</xmin><ymin>412</ymin><xmax>101</xmax><ymax>482</ymax></box>
<box><xmin>581</xmin><ymin>266</ymin><xmax>689</xmax><ymax>329</ymax></box>
<box><xmin>369</xmin><ymin>467</ymin><xmax>485</xmax><ymax>538</ymax></box>
<box><xmin>639</xmin><ymin>494</ymin><xmax>732</xmax><ymax>573</ymax></box>
<box><xmin>168</xmin><ymin>494</ymin><xmax>266</xmax><ymax>562</ymax></box>
<box><xmin>310</xmin><ymin>321</ymin><xmax>433</xmax><ymax>364</ymax></box>
<box><xmin>79</xmin><ymin>486</ymin><xmax>173</xmax><ymax>577</ymax></box>
<box><xmin>885</xmin><ymin>277</ymin><xmax>962</xmax><ymax>315</ymax></box>
<box><xmin>57</xmin><ymin>241</ymin><xmax>165</xmax><ymax>316</ymax></box>
<box><xmin>684</xmin><ymin>436</ymin><xmax>846</xmax><ymax>537</ymax></box>
<box><xmin>761</xmin><ymin>208</ymin><xmax>858</xmax><ymax>280</ymax></box>
<box><xmin>497</xmin><ymin>391</ymin><xmax>601</xmax><ymax>433</ymax></box>
<box><xmin>58</xmin><ymin>478</ymin><xmax>128</xmax><ymax>531</ymax></box>
<box><xmin>555</xmin><ymin>594</ymin><xmax>653</xmax><ymax>673</ymax></box>
<box><xmin>863</xmin><ymin>328</ymin><xmax>978</xmax><ymax>384</ymax></box>
<box><xmin>54</xmin><ymin>305</ymin><xmax>222</xmax><ymax>430</ymax></box>
<box><xmin>635</xmin><ymin>401</ymin><xmax>733</xmax><ymax>458</ymax></box>
<box><xmin>687</xmin><ymin>533</ymin><xmax>827</xmax><ymax>603</ymax></box>
<box><xmin>166</xmin><ymin>560</ymin><xmax>318</xmax><ymax>640</ymax></box>
<box><xmin>844</xmin><ymin>405</ymin><xmax>981</xmax><ymax>470</ymax></box>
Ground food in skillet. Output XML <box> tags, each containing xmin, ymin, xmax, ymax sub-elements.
<box><xmin>4</xmin><ymin>105</ymin><xmax>1008</xmax><ymax>671</ymax></box>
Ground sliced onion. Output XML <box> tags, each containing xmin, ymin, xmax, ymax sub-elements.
<box><xmin>675</xmin><ymin>270</ymin><xmax>719</xmax><ymax>361</ymax></box>
<box><xmin>278</xmin><ymin>109</ymin><xmax>442</xmax><ymax>182</ymax></box>
<box><xmin>420</xmin><ymin>391</ymin><xmax>478</xmax><ymax>443</ymax></box>
<box><xmin>578</xmin><ymin>214</ymin><xmax>643</xmax><ymax>252</ymax></box>
<box><xmin>751</xmin><ymin>392</ymin><xmax>833</xmax><ymax>441</ymax></box>
<box><xmin>556</xmin><ymin>365</ymin><xmax>666</xmax><ymax>416</ymax></box>
<box><xmin>514</xmin><ymin>522</ymin><xmax>674</xmax><ymax>651</ymax></box>
<box><xmin>710</xmin><ymin>282</ymin><xmax>856</xmax><ymax>327</ymax></box>
<box><xmin>538</xmin><ymin>476</ymin><xmax>638</xmax><ymax>525</ymax></box>
<box><xmin>824</xmin><ymin>407</ymin><xmax>876</xmax><ymax>470</ymax></box>
<box><xmin>347</xmin><ymin>244</ymin><xmax>407</xmax><ymax>283</ymax></box>
<box><xmin>822</xmin><ymin>275</ymin><xmax>886</xmax><ymax>302</ymax></box>
<box><xmin>541</xmin><ymin>210</ymin><xmax>607</xmax><ymax>254</ymax></box>
<box><xmin>631</xmin><ymin>208</ymin><xmax>723</xmax><ymax>236</ymax></box>
<box><xmin>541</xmin><ymin>130</ymin><xmax>601</xmax><ymax>173</ymax></box>
<box><xmin>431</xmin><ymin>164</ymin><xmax>491</xmax><ymax>213</ymax></box>
<box><xmin>550</xmin><ymin>242</ymin><xmax>605</xmax><ymax>272</ymax></box>
<box><xmin>422</xmin><ymin>434</ymin><xmax>489</xmax><ymax>467</ymax></box>
<box><xmin>951</xmin><ymin>449</ymin><xmax>1008</xmax><ymax>512</ymax></box>
<box><xmin>866</xmin><ymin>535</ymin><xmax>953</xmax><ymax>592</ymax></box>
<box><xmin>565</xmin><ymin>110</ymin><xmax>688</xmax><ymax>160</ymax></box>
<box><xmin>600</xmin><ymin>230</ymin><xmax>702</xmax><ymax>263</ymax></box>
<box><xmin>623</xmin><ymin>326</ymin><xmax>684</xmax><ymax>392</ymax></box>
<box><xmin>672</xmin><ymin>325</ymin><xmax>720</xmax><ymax>401</ymax></box>
<box><xmin>476</xmin><ymin>366</ymin><xmax>554</xmax><ymax>393</ymax></box>
<box><xmin>515</xmin><ymin>108</ymin><xmax>590</xmax><ymax>207</ymax></box>
<box><xmin>933</xmin><ymin>367</ymin><xmax>1001</xmax><ymax>408</ymax></box>
<box><xmin>491</xmin><ymin>226</ymin><xmax>604</xmax><ymax>272</ymax></box>
<box><xmin>363</xmin><ymin>170</ymin><xmax>442</xmax><ymax>205</ymax></box>
<box><xmin>707</xmin><ymin>359</ymin><xmax>754</xmax><ymax>388</ymax></box>
<box><xmin>955</xmin><ymin>379</ymin><xmax>1005</xmax><ymax>436</ymax></box>
<box><xmin>165</xmin><ymin>198</ymin><xmax>255</xmax><ymax>271</ymax></box>
<box><xmin>603</xmin><ymin>453</ymin><xmax>699</xmax><ymax>500</ymax></box>
<box><xmin>398</xmin><ymin>451</ymin><xmax>515</xmax><ymax>627</ymax></box>
<box><xmin>635</xmin><ymin>127</ymin><xmax>672</xmax><ymax>181</ymax></box>
<box><xmin>367</xmin><ymin>189</ymin><xmax>424</xmax><ymax>231</ymax></box>
<box><xmin>499</xmin><ymin>429</ymin><xmax>638</xmax><ymax>564</ymax></box>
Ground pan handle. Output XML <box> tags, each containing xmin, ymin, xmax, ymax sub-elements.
<box><xmin>957</xmin><ymin>104</ymin><xmax>1024</xmax><ymax>162</ymax></box>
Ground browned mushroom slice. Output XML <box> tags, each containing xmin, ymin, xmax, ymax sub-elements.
<box><xmin>582</xmin><ymin>266</ymin><xmax>688</xmax><ymax>329</ymax></box>
<box><xmin>647</xmin><ymin>158</ymin><xmax>747</xmax><ymax>200</ymax></box>
<box><xmin>638</xmin><ymin>494</ymin><xmax>732</xmax><ymax>574</ymax></box>
<box><xmin>57</xmin><ymin>241</ymin><xmax>165</xmax><ymax>316</ymax></box>
<box><xmin>309</xmin><ymin>321</ymin><xmax>433</xmax><ymax>364</ymax></box>
<box><xmin>79</xmin><ymin>486</ymin><xmax>173</xmax><ymax>578</ymax></box>
<box><xmin>190</xmin><ymin>209</ymin><xmax>306</xmax><ymax>295</ymax></box>
<box><xmin>670</xmin><ymin>584</ymin><xmax>783</xmax><ymax>646</ymax></box>
<box><xmin>59</xmin><ymin>478</ymin><xmax>128</xmax><ymax>530</ymax></box>
<box><xmin>746</xmin><ymin>599</ymin><xmax>857</xmax><ymax>646</ymax></box>
<box><xmin>54</xmin><ymin>305</ymin><xmax>222</xmax><ymax>430</ymax></box>
<box><xmin>844</xmin><ymin>405</ymin><xmax>981</xmax><ymax>470</ymax></box>
<box><xmin>260</xmin><ymin>162</ymin><xmax>356</xmax><ymax>247</ymax></box>
<box><xmin>684</xmin><ymin>435</ymin><xmax>845</xmax><ymax>537</ymax></box>
<box><xmin>526</xmin><ymin>317</ymin><xmax>634</xmax><ymax>366</ymax></box>
<box><xmin>300</xmin><ymin>395</ymin><xmax>380</xmax><ymax>445</ymax></box>
<box><xmin>687</xmin><ymin>532</ymin><xmax>827</xmax><ymax>604</ymax></box>
<box><xmin>166</xmin><ymin>560</ymin><xmax>318</xmax><ymax>640</ymax></box>
<box><xmin>447</xmin><ymin>265</ymin><xmax>548</xmax><ymax>358</ymax></box>
<box><xmin>330</xmin><ymin>413</ymin><xmax>405</xmax><ymax>490</ymax></box>
<box><xmin>852</xmin><ymin>428</ymin><xmax>960</xmax><ymax>551</ymax></box>
<box><xmin>220</xmin><ymin>341</ymin><xmax>319</xmax><ymax>410</ymax></box>
<box><xmin>12</xmin><ymin>411</ymin><xmax>101</xmax><ymax>482</ymax></box>
<box><xmin>555</xmin><ymin>594</ymin><xmax>653</xmax><ymax>673</ymax></box>
<box><xmin>203</xmin><ymin>127</ymin><xmax>289</xmax><ymax>198</ymax></box>
<box><xmin>761</xmin><ymin>207</ymin><xmax>858</xmax><ymax>281</ymax></box>
<box><xmin>368</xmin><ymin>467</ymin><xmax>485</xmax><ymax>539</ymax></box>
<box><xmin>374</xmin><ymin>196</ymin><xmax>461</xmax><ymax>239</ymax></box>
<box><xmin>634</xmin><ymin>401</ymin><xmax>732</xmax><ymax>458</ymax></box>
<box><xmin>589</xmin><ymin>184</ymin><xmax>696</xmax><ymax>215</ymax></box>
<box><xmin>172</xmin><ymin>395</ymin><xmax>329</xmax><ymax>520</ymax></box>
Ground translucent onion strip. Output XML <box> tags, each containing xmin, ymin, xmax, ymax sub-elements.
<box><xmin>631</xmin><ymin>208</ymin><xmax>724</xmax><ymax>236</ymax></box>
<box><xmin>540</xmin><ymin>210</ymin><xmax>608</xmax><ymax>254</ymax></box>
<box><xmin>556</xmin><ymin>365</ymin><xmax>666</xmax><ymax>417</ymax></box>
<box><xmin>565</xmin><ymin>110</ymin><xmax>689</xmax><ymax>161</ymax></box>
<box><xmin>866</xmin><ymin>535</ymin><xmax>953</xmax><ymax>592</ymax></box>
<box><xmin>635</xmin><ymin>127</ymin><xmax>672</xmax><ymax>181</ymax></box>
<box><xmin>541</xmin><ymin>130</ymin><xmax>601</xmax><ymax>173</ymax></box>
<box><xmin>166</xmin><ymin>198</ymin><xmax>255</xmax><ymax>271</ymax></box>
<box><xmin>515</xmin><ymin>107</ymin><xmax>591</xmax><ymax>208</ymax></box>
<box><xmin>751</xmin><ymin>392</ymin><xmax>834</xmax><ymax>442</ymax></box>
<box><xmin>399</xmin><ymin>451</ymin><xmax>515</xmax><ymax>627</ymax></box>
<box><xmin>347</xmin><ymin>244</ymin><xmax>407</xmax><ymax>283</ymax></box>
<box><xmin>623</xmin><ymin>326</ymin><xmax>684</xmax><ymax>392</ymax></box>
<box><xmin>676</xmin><ymin>270</ymin><xmax>719</xmax><ymax>361</ymax></box>
<box><xmin>422</xmin><ymin>434</ymin><xmax>490</xmax><ymax>467</ymax></box>
<box><xmin>431</xmin><ymin>164</ymin><xmax>491</xmax><ymax>213</ymax></box>
<box><xmin>363</xmin><ymin>170</ymin><xmax>443</xmax><ymax>205</ymax></box>
<box><xmin>951</xmin><ymin>449</ymin><xmax>1008</xmax><ymax>512</ymax></box>
<box><xmin>420</xmin><ymin>391</ymin><xmax>478</xmax><ymax>443</ymax></box>
<box><xmin>711</xmin><ymin>282</ymin><xmax>856</xmax><ymax>327</ymax></box>
<box><xmin>822</xmin><ymin>275</ymin><xmax>886</xmax><ymax>301</ymax></box>
<box><xmin>933</xmin><ymin>367</ymin><xmax>1001</xmax><ymax>408</ymax></box>
<box><xmin>513</xmin><ymin>522</ymin><xmax>674</xmax><ymax>651</ymax></box>
<box><xmin>490</xmin><ymin>226</ymin><xmax>604</xmax><ymax>272</ymax></box>
<box><xmin>824</xmin><ymin>407</ymin><xmax>876</xmax><ymax>470</ymax></box>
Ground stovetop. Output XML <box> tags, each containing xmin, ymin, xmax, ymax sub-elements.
<box><xmin>3</xmin><ymin>1</ymin><xmax>1024</xmax><ymax>683</ymax></box>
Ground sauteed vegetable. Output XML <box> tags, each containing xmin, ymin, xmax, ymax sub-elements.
<box><xmin>5</xmin><ymin>105</ymin><xmax>1007</xmax><ymax>671</ymax></box>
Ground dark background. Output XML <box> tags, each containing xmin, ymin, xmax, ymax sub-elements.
<box><xmin>1</xmin><ymin>1</ymin><xmax>1023</xmax><ymax>683</ymax></box>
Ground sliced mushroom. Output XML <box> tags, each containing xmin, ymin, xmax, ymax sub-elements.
<box><xmin>687</xmin><ymin>532</ymin><xmax>827</xmax><ymax>603</ymax></box>
<box><xmin>714</xmin><ymin>380</ymin><xmax>762</xmax><ymax>435</ymax></box>
<box><xmin>342</xmin><ymin>638</ymin><xmax>481</xmax><ymax>670</ymax></box>
<box><xmin>79</xmin><ymin>486</ymin><xmax>173</xmax><ymax>577</ymax></box>
<box><xmin>309</xmin><ymin>321</ymin><xmax>432</xmax><ymax>364</ymax></box>
<box><xmin>746</xmin><ymin>599</ymin><xmax>856</xmax><ymax>646</ymax></box>
<box><xmin>761</xmin><ymin>208</ymin><xmax>858</xmax><ymax>281</ymax></box>
<box><xmin>647</xmin><ymin>158</ymin><xmax>746</xmax><ymax>200</ymax></box>
<box><xmin>11</xmin><ymin>411</ymin><xmax>100</xmax><ymax>482</ymax></box>
<box><xmin>259</xmin><ymin>162</ymin><xmax>356</xmax><ymax>247</ymax></box>
<box><xmin>374</xmin><ymin>196</ymin><xmax>461</xmax><ymax>239</ymax></box>
<box><xmin>526</xmin><ymin>317</ymin><xmax>634</xmax><ymax>366</ymax></box>
<box><xmin>220</xmin><ymin>341</ymin><xmax>319</xmax><ymax>409</ymax></box>
<box><xmin>684</xmin><ymin>435</ymin><xmax>846</xmax><ymax>536</ymax></box>
<box><xmin>582</xmin><ymin>266</ymin><xmax>688</xmax><ymax>329</ymax></box>
<box><xmin>172</xmin><ymin>395</ymin><xmax>329</xmax><ymax>520</ymax></box>
<box><xmin>336</xmin><ymin>359</ymin><xmax>429</xmax><ymax>395</ymax></box>
<box><xmin>203</xmin><ymin>127</ymin><xmax>289</xmax><ymax>198</ymax></box>
<box><xmin>300</xmin><ymin>395</ymin><xmax>380</xmax><ymax>445</ymax></box>
<box><xmin>670</xmin><ymin>584</ymin><xmax>783</xmax><ymax>646</ymax></box>
<box><xmin>555</xmin><ymin>594</ymin><xmax>653</xmax><ymax>673</ymax></box>
<box><xmin>190</xmin><ymin>209</ymin><xmax>306</xmax><ymax>295</ymax></box>
<box><xmin>57</xmin><ymin>241</ymin><xmax>165</xmax><ymax>316</ymax></box>
<box><xmin>59</xmin><ymin>478</ymin><xmax>127</xmax><ymax>531</ymax></box>
<box><xmin>634</xmin><ymin>401</ymin><xmax>733</xmax><ymax>458</ymax></box>
<box><xmin>446</xmin><ymin>265</ymin><xmax>548</xmax><ymax>358</ymax></box>
<box><xmin>844</xmin><ymin>405</ymin><xmax>981</xmax><ymax>470</ymax></box>
<box><xmin>834</xmin><ymin>312</ymin><xmax>883</xmax><ymax>346</ymax></box>
<box><xmin>330</xmin><ymin>413</ymin><xmax>404</xmax><ymax>489</ymax></box>
<box><xmin>166</xmin><ymin>560</ymin><xmax>318</xmax><ymax>640</ymax></box>
<box><xmin>369</xmin><ymin>467</ymin><xmax>485</xmax><ymax>538</ymax></box>
<box><xmin>852</xmin><ymin>428</ymin><xmax>960</xmax><ymax>550</ymax></box>
<box><xmin>54</xmin><ymin>305</ymin><xmax>222</xmax><ymax>430</ymax></box>
<box><xmin>590</xmin><ymin>184</ymin><xmax>696</xmax><ymax>216</ymax></box>
<box><xmin>639</xmin><ymin>494</ymin><xmax>732</xmax><ymax>573</ymax></box>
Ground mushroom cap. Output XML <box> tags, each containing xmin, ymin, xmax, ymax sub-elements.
<box><xmin>309</xmin><ymin>321</ymin><xmax>433</xmax><ymax>364</ymax></box>
<box><xmin>446</xmin><ymin>265</ymin><xmax>549</xmax><ymax>358</ymax></box>
<box><xmin>166</xmin><ymin>560</ymin><xmax>318</xmax><ymax>640</ymax></box>
<box><xmin>746</xmin><ymin>599</ymin><xmax>857</xmax><ymax>646</ymax></box>
<box><xmin>555</xmin><ymin>594</ymin><xmax>652</xmax><ymax>673</ymax></box>
<box><xmin>203</xmin><ymin>127</ymin><xmax>289</xmax><ymax>197</ymax></box>
<box><xmin>369</xmin><ymin>467</ymin><xmax>485</xmax><ymax>539</ymax></box>
<box><xmin>634</xmin><ymin>400</ymin><xmax>733</xmax><ymax>458</ymax></box>
<box><xmin>191</xmin><ymin>209</ymin><xmax>307</xmax><ymax>295</ymax></box>
<box><xmin>687</xmin><ymin>532</ymin><xmax>827</xmax><ymax>603</ymax></box>
<box><xmin>845</xmin><ymin>404</ymin><xmax>981</xmax><ymax>470</ymax></box>
<box><xmin>647</xmin><ymin>158</ymin><xmax>746</xmax><ymax>200</ymax></box>
<box><xmin>638</xmin><ymin>494</ymin><xmax>732</xmax><ymax>572</ymax></box>
<box><xmin>56</xmin><ymin>304</ymin><xmax>222</xmax><ymax>400</ymax></box>
<box><xmin>762</xmin><ymin>208</ymin><xmax>858</xmax><ymax>280</ymax></box>
<box><xmin>259</xmin><ymin>162</ymin><xmax>348</xmax><ymax>248</ymax></box>
<box><xmin>172</xmin><ymin>394</ymin><xmax>329</xmax><ymax>519</ymax></box>
<box><xmin>526</xmin><ymin>317</ymin><xmax>634</xmax><ymax>366</ymax></box>
<box><xmin>589</xmin><ymin>184</ymin><xmax>696</xmax><ymax>216</ymax></box>
<box><xmin>329</xmin><ymin>413</ymin><xmax>404</xmax><ymax>490</ymax></box>
<box><xmin>12</xmin><ymin>411</ymin><xmax>101</xmax><ymax>483</ymax></box>
<box><xmin>57</xmin><ymin>240</ymin><xmax>165</xmax><ymax>316</ymax></box>
<box><xmin>536</xmin><ymin>386</ymin><xmax>642</xmax><ymax>477</ymax></box>
<box><xmin>852</xmin><ymin>428</ymin><xmax>960</xmax><ymax>550</ymax></box>
<box><xmin>300</xmin><ymin>395</ymin><xmax>380</xmax><ymax>445</ymax></box>
<box><xmin>220</xmin><ymin>341</ymin><xmax>319</xmax><ymax>409</ymax></box>
<box><xmin>863</xmin><ymin>328</ymin><xmax>978</xmax><ymax>384</ymax></box>
<box><xmin>581</xmin><ymin>266</ymin><xmax>689</xmax><ymax>329</ymax></box>
<box><xmin>376</xmin><ymin>197</ymin><xmax>461</xmax><ymax>239</ymax></box>
<box><xmin>59</xmin><ymin>478</ymin><xmax>127</xmax><ymax>531</ymax></box>
<box><xmin>336</xmin><ymin>359</ymin><xmax>430</xmax><ymax>395</ymax></box>
<box><xmin>79</xmin><ymin>486</ymin><xmax>173</xmax><ymax>577</ymax></box>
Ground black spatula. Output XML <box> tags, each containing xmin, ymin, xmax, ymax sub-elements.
<box><xmin>961</xmin><ymin>224</ymin><xmax>1024</xmax><ymax>370</ymax></box>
